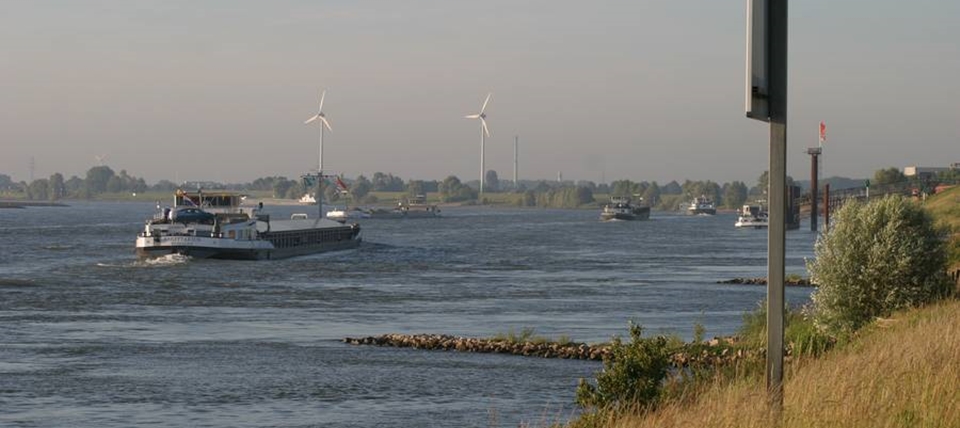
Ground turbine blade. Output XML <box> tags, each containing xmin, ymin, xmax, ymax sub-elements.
<box><xmin>481</xmin><ymin>118</ymin><xmax>490</xmax><ymax>137</ymax></box>
<box><xmin>318</xmin><ymin>89</ymin><xmax>326</xmax><ymax>112</ymax></box>
<box><xmin>320</xmin><ymin>116</ymin><xmax>332</xmax><ymax>131</ymax></box>
<box><xmin>480</xmin><ymin>92</ymin><xmax>491</xmax><ymax>114</ymax></box>
<box><xmin>304</xmin><ymin>115</ymin><xmax>319</xmax><ymax>124</ymax></box>
<box><xmin>465</xmin><ymin>114</ymin><xmax>480</xmax><ymax>119</ymax></box>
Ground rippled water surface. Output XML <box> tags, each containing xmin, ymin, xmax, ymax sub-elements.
<box><xmin>1</xmin><ymin>202</ymin><xmax>817</xmax><ymax>427</ymax></box>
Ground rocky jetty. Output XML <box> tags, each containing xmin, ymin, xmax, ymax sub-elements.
<box><xmin>343</xmin><ymin>334</ymin><xmax>762</xmax><ymax>368</ymax></box>
<box><xmin>717</xmin><ymin>277</ymin><xmax>814</xmax><ymax>287</ymax></box>
<box><xmin>344</xmin><ymin>333</ymin><xmax>610</xmax><ymax>360</ymax></box>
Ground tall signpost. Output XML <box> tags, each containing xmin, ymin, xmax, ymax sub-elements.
<box><xmin>746</xmin><ymin>0</ymin><xmax>788</xmax><ymax>411</ymax></box>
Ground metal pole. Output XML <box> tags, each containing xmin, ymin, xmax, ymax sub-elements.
<box><xmin>319</xmin><ymin>125</ymin><xmax>326</xmax><ymax>219</ymax></box>
<box><xmin>480</xmin><ymin>123</ymin><xmax>485</xmax><ymax>195</ymax></box>
<box><xmin>319</xmin><ymin>124</ymin><xmax>324</xmax><ymax>174</ymax></box>
<box><xmin>766</xmin><ymin>0</ymin><xmax>788</xmax><ymax>411</ymax></box>
<box><xmin>810</xmin><ymin>151</ymin><xmax>819</xmax><ymax>231</ymax></box>
<box><xmin>514</xmin><ymin>135</ymin><xmax>519</xmax><ymax>188</ymax></box>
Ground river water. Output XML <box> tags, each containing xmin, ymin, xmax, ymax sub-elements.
<box><xmin>0</xmin><ymin>202</ymin><xmax>817</xmax><ymax>427</ymax></box>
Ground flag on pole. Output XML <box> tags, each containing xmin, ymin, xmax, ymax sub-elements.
<box><xmin>819</xmin><ymin>121</ymin><xmax>827</xmax><ymax>145</ymax></box>
<box><xmin>335</xmin><ymin>176</ymin><xmax>350</xmax><ymax>194</ymax></box>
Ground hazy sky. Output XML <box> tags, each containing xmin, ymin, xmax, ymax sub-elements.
<box><xmin>2</xmin><ymin>0</ymin><xmax>958</xmax><ymax>185</ymax></box>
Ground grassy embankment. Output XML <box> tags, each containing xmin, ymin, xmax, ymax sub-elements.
<box><xmin>565</xmin><ymin>188</ymin><xmax>960</xmax><ymax>428</ymax></box>
<box><xmin>923</xmin><ymin>185</ymin><xmax>960</xmax><ymax>268</ymax></box>
<box><xmin>580</xmin><ymin>299</ymin><xmax>960</xmax><ymax>428</ymax></box>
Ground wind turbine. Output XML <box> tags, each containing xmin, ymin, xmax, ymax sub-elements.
<box><xmin>464</xmin><ymin>92</ymin><xmax>491</xmax><ymax>194</ymax></box>
<box><xmin>94</xmin><ymin>154</ymin><xmax>107</xmax><ymax>166</ymax></box>
<box><xmin>304</xmin><ymin>89</ymin><xmax>332</xmax><ymax>174</ymax></box>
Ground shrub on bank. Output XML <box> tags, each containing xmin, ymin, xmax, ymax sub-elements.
<box><xmin>807</xmin><ymin>195</ymin><xmax>952</xmax><ymax>334</ymax></box>
<box><xmin>575</xmin><ymin>323</ymin><xmax>670</xmax><ymax>410</ymax></box>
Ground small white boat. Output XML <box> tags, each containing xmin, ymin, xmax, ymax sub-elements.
<box><xmin>735</xmin><ymin>204</ymin><xmax>768</xmax><ymax>228</ymax></box>
<box><xmin>298</xmin><ymin>193</ymin><xmax>317</xmax><ymax>205</ymax></box>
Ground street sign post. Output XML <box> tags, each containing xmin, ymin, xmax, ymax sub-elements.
<box><xmin>746</xmin><ymin>0</ymin><xmax>788</xmax><ymax>411</ymax></box>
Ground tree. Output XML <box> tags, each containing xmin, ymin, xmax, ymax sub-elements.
<box><xmin>271</xmin><ymin>177</ymin><xmax>295</xmax><ymax>199</ymax></box>
<box><xmin>406</xmin><ymin>180</ymin><xmax>425</xmax><ymax>197</ymax></box>
<box><xmin>152</xmin><ymin>180</ymin><xmax>178</xmax><ymax>192</ymax></box>
<box><xmin>372</xmin><ymin>172</ymin><xmax>405</xmax><ymax>191</ymax></box>
<box><xmin>807</xmin><ymin>196</ymin><xmax>952</xmax><ymax>333</ymax></box>
<box><xmin>106</xmin><ymin>176</ymin><xmax>123</xmax><ymax>193</ymax></box>
<box><xmin>84</xmin><ymin>166</ymin><xmax>116</xmax><ymax>195</ymax></box>
<box><xmin>27</xmin><ymin>179</ymin><xmax>49</xmax><ymax>200</ymax></box>
<box><xmin>873</xmin><ymin>167</ymin><xmax>906</xmax><ymax>186</ymax></box>
<box><xmin>439</xmin><ymin>175</ymin><xmax>477</xmax><ymax>202</ymax></box>
<box><xmin>661</xmin><ymin>181</ymin><xmax>682</xmax><ymax>195</ymax></box>
<box><xmin>753</xmin><ymin>171</ymin><xmax>795</xmax><ymax>196</ymax></box>
<box><xmin>47</xmin><ymin>173</ymin><xmax>65</xmax><ymax>200</ymax></box>
<box><xmin>611</xmin><ymin>180</ymin><xmax>641</xmax><ymax>197</ymax></box>
<box><xmin>641</xmin><ymin>182</ymin><xmax>661</xmax><ymax>206</ymax></box>
<box><xmin>65</xmin><ymin>176</ymin><xmax>84</xmax><ymax>197</ymax></box>
<box><xmin>0</xmin><ymin>173</ymin><xmax>13</xmax><ymax>190</ymax></box>
<box><xmin>285</xmin><ymin>180</ymin><xmax>306</xmax><ymax>199</ymax></box>
<box><xmin>484</xmin><ymin>170</ymin><xmax>500</xmax><ymax>192</ymax></box>
<box><xmin>350</xmin><ymin>175</ymin><xmax>372</xmax><ymax>200</ymax></box>
<box><xmin>681</xmin><ymin>180</ymin><xmax>720</xmax><ymax>204</ymax></box>
<box><xmin>722</xmin><ymin>181</ymin><xmax>748</xmax><ymax>209</ymax></box>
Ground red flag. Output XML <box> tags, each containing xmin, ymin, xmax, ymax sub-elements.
<box><xmin>819</xmin><ymin>121</ymin><xmax>826</xmax><ymax>144</ymax></box>
<box><xmin>335</xmin><ymin>177</ymin><xmax>349</xmax><ymax>193</ymax></box>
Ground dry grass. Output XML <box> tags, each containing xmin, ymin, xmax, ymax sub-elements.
<box><xmin>591</xmin><ymin>300</ymin><xmax>960</xmax><ymax>428</ymax></box>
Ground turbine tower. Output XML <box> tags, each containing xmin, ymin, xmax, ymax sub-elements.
<box><xmin>464</xmin><ymin>92</ymin><xmax>491</xmax><ymax>194</ymax></box>
<box><xmin>304</xmin><ymin>89</ymin><xmax>332</xmax><ymax>174</ymax></box>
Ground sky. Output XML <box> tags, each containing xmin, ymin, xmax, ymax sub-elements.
<box><xmin>2</xmin><ymin>0</ymin><xmax>958</xmax><ymax>185</ymax></box>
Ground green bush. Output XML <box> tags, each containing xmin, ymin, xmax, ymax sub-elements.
<box><xmin>576</xmin><ymin>322</ymin><xmax>670</xmax><ymax>410</ymax></box>
<box><xmin>738</xmin><ymin>302</ymin><xmax>834</xmax><ymax>358</ymax></box>
<box><xmin>807</xmin><ymin>195</ymin><xmax>952</xmax><ymax>334</ymax></box>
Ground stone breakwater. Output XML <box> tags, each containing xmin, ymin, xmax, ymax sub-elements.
<box><xmin>344</xmin><ymin>334</ymin><xmax>610</xmax><ymax>360</ymax></box>
<box><xmin>718</xmin><ymin>277</ymin><xmax>814</xmax><ymax>286</ymax></box>
<box><xmin>343</xmin><ymin>334</ymin><xmax>761</xmax><ymax>368</ymax></box>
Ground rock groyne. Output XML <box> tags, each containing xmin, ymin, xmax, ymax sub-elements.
<box><xmin>343</xmin><ymin>334</ymin><xmax>760</xmax><ymax>368</ymax></box>
<box><xmin>344</xmin><ymin>333</ymin><xmax>610</xmax><ymax>360</ymax></box>
<box><xmin>717</xmin><ymin>277</ymin><xmax>814</xmax><ymax>286</ymax></box>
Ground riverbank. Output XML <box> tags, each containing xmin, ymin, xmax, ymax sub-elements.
<box><xmin>575</xmin><ymin>299</ymin><xmax>960</xmax><ymax>428</ymax></box>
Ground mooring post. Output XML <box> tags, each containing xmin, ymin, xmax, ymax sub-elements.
<box><xmin>807</xmin><ymin>148</ymin><xmax>821</xmax><ymax>231</ymax></box>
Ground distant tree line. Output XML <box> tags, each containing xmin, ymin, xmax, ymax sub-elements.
<box><xmin>7</xmin><ymin>164</ymin><xmax>955</xmax><ymax>206</ymax></box>
<box><xmin>3</xmin><ymin>166</ymin><xmax>154</xmax><ymax>201</ymax></box>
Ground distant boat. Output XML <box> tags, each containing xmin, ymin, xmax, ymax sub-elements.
<box><xmin>734</xmin><ymin>204</ymin><xmax>768</xmax><ymax>228</ymax></box>
<box><xmin>600</xmin><ymin>196</ymin><xmax>651</xmax><ymax>221</ymax></box>
<box><xmin>298</xmin><ymin>193</ymin><xmax>317</xmax><ymax>205</ymax></box>
<box><xmin>327</xmin><ymin>206</ymin><xmax>372</xmax><ymax>222</ymax></box>
<box><xmin>368</xmin><ymin>195</ymin><xmax>441</xmax><ymax>219</ymax></box>
<box><xmin>686</xmin><ymin>195</ymin><xmax>717</xmax><ymax>215</ymax></box>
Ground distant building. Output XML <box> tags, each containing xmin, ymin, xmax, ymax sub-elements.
<box><xmin>903</xmin><ymin>165</ymin><xmax>957</xmax><ymax>180</ymax></box>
